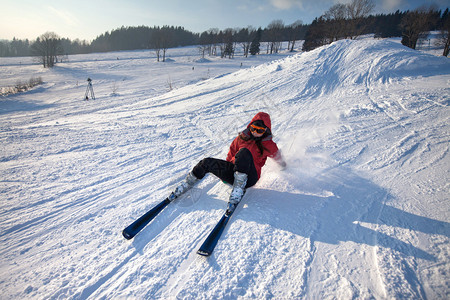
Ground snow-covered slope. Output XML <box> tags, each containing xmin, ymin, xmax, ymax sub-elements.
<box><xmin>0</xmin><ymin>39</ymin><xmax>449</xmax><ymax>299</ymax></box>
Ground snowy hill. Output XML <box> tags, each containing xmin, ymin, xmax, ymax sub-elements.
<box><xmin>0</xmin><ymin>39</ymin><xmax>449</xmax><ymax>299</ymax></box>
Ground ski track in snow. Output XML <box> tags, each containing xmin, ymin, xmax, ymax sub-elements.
<box><xmin>0</xmin><ymin>40</ymin><xmax>449</xmax><ymax>299</ymax></box>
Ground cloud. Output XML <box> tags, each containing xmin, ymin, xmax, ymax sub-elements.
<box><xmin>380</xmin><ymin>0</ymin><xmax>404</xmax><ymax>11</ymax></box>
<box><xmin>47</xmin><ymin>6</ymin><xmax>79</xmax><ymax>27</ymax></box>
<box><xmin>269</xmin><ymin>0</ymin><xmax>304</xmax><ymax>10</ymax></box>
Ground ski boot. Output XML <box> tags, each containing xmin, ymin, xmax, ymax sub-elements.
<box><xmin>226</xmin><ymin>171</ymin><xmax>247</xmax><ymax>216</ymax></box>
<box><xmin>168</xmin><ymin>172</ymin><xmax>198</xmax><ymax>201</ymax></box>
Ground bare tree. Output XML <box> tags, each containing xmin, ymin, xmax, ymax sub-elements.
<box><xmin>400</xmin><ymin>5</ymin><xmax>439</xmax><ymax>50</ymax></box>
<box><xmin>437</xmin><ymin>11</ymin><xmax>450</xmax><ymax>56</ymax></box>
<box><xmin>347</xmin><ymin>0</ymin><xmax>375</xmax><ymax>19</ymax></box>
<box><xmin>151</xmin><ymin>27</ymin><xmax>175</xmax><ymax>62</ymax></box>
<box><xmin>160</xmin><ymin>27</ymin><xmax>174</xmax><ymax>62</ymax></box>
<box><xmin>198</xmin><ymin>30</ymin><xmax>212</xmax><ymax>58</ymax></box>
<box><xmin>236</xmin><ymin>26</ymin><xmax>255</xmax><ymax>58</ymax></box>
<box><xmin>267</xmin><ymin>20</ymin><xmax>285</xmax><ymax>54</ymax></box>
<box><xmin>288</xmin><ymin>20</ymin><xmax>304</xmax><ymax>52</ymax></box>
<box><xmin>199</xmin><ymin>28</ymin><xmax>220</xmax><ymax>56</ymax></box>
<box><xmin>323</xmin><ymin>4</ymin><xmax>349</xmax><ymax>41</ymax></box>
<box><xmin>208</xmin><ymin>28</ymin><xmax>220</xmax><ymax>56</ymax></box>
<box><xmin>31</xmin><ymin>32</ymin><xmax>63</xmax><ymax>68</ymax></box>
<box><xmin>316</xmin><ymin>0</ymin><xmax>374</xmax><ymax>45</ymax></box>
<box><xmin>150</xmin><ymin>29</ymin><xmax>162</xmax><ymax>61</ymax></box>
<box><xmin>198</xmin><ymin>31</ymin><xmax>211</xmax><ymax>58</ymax></box>
<box><xmin>346</xmin><ymin>0</ymin><xmax>375</xmax><ymax>39</ymax></box>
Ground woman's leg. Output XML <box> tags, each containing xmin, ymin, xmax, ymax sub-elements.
<box><xmin>192</xmin><ymin>157</ymin><xmax>235</xmax><ymax>184</ymax></box>
<box><xmin>226</xmin><ymin>148</ymin><xmax>258</xmax><ymax>213</ymax></box>
<box><xmin>233</xmin><ymin>148</ymin><xmax>258</xmax><ymax>188</ymax></box>
<box><xmin>192</xmin><ymin>148</ymin><xmax>258</xmax><ymax>188</ymax></box>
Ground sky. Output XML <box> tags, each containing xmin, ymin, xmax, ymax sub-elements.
<box><xmin>1</xmin><ymin>0</ymin><xmax>448</xmax><ymax>41</ymax></box>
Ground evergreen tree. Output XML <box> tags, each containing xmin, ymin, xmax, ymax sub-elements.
<box><xmin>302</xmin><ymin>17</ymin><xmax>328</xmax><ymax>51</ymax></box>
<box><xmin>222</xmin><ymin>29</ymin><xmax>234</xmax><ymax>58</ymax></box>
<box><xmin>250</xmin><ymin>28</ymin><xmax>262</xmax><ymax>55</ymax></box>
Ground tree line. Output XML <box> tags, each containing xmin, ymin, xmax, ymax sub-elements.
<box><xmin>0</xmin><ymin>0</ymin><xmax>448</xmax><ymax>68</ymax></box>
<box><xmin>0</xmin><ymin>23</ymin><xmax>308</xmax><ymax>66</ymax></box>
<box><xmin>302</xmin><ymin>0</ymin><xmax>449</xmax><ymax>55</ymax></box>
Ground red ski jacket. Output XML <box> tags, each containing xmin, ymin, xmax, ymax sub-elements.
<box><xmin>226</xmin><ymin>112</ymin><xmax>282</xmax><ymax>179</ymax></box>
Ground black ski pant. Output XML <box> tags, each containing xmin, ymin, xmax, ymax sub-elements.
<box><xmin>192</xmin><ymin>148</ymin><xmax>258</xmax><ymax>188</ymax></box>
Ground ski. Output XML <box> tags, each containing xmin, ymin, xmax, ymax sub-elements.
<box><xmin>197</xmin><ymin>207</ymin><xmax>236</xmax><ymax>256</ymax></box>
<box><xmin>122</xmin><ymin>198</ymin><xmax>171</xmax><ymax>240</ymax></box>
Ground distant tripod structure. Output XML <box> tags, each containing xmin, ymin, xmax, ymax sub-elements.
<box><xmin>85</xmin><ymin>78</ymin><xmax>95</xmax><ymax>100</ymax></box>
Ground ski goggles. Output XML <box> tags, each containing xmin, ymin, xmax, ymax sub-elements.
<box><xmin>249</xmin><ymin>124</ymin><xmax>267</xmax><ymax>134</ymax></box>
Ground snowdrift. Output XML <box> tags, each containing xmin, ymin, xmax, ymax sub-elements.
<box><xmin>0</xmin><ymin>39</ymin><xmax>449</xmax><ymax>299</ymax></box>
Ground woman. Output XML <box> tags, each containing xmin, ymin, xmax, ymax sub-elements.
<box><xmin>169</xmin><ymin>112</ymin><xmax>286</xmax><ymax>213</ymax></box>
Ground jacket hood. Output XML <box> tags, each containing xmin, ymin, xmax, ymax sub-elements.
<box><xmin>248</xmin><ymin>112</ymin><xmax>272</xmax><ymax>130</ymax></box>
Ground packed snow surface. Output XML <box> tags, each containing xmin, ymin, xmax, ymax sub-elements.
<box><xmin>1</xmin><ymin>39</ymin><xmax>449</xmax><ymax>299</ymax></box>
